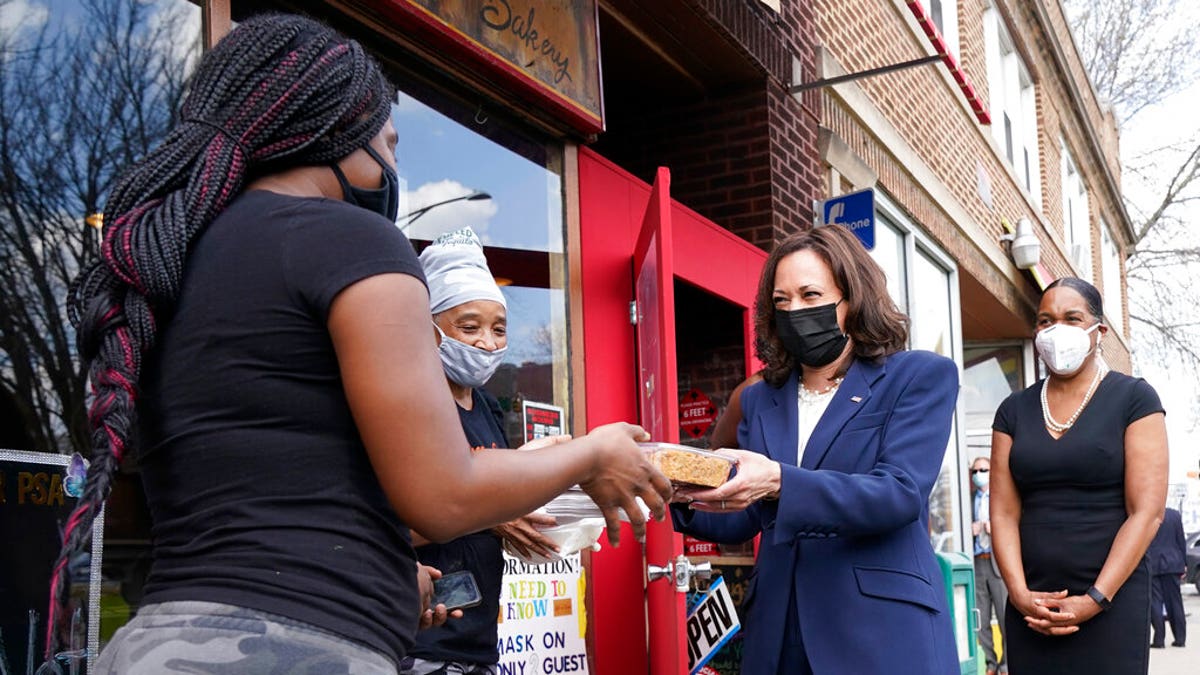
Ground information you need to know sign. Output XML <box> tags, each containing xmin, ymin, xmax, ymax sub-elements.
<box><xmin>496</xmin><ymin>551</ymin><xmax>588</xmax><ymax>675</ymax></box>
<box><xmin>686</xmin><ymin>576</ymin><xmax>741</xmax><ymax>675</ymax></box>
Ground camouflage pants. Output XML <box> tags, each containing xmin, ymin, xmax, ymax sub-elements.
<box><xmin>93</xmin><ymin>601</ymin><xmax>398</xmax><ymax>674</ymax></box>
<box><xmin>398</xmin><ymin>657</ymin><xmax>497</xmax><ymax>675</ymax></box>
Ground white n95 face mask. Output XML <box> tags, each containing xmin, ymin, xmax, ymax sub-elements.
<box><xmin>434</xmin><ymin>323</ymin><xmax>507</xmax><ymax>388</ymax></box>
<box><xmin>1034</xmin><ymin>323</ymin><xmax>1099</xmax><ymax>375</ymax></box>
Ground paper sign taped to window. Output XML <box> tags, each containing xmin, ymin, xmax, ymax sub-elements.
<box><xmin>522</xmin><ymin>401</ymin><xmax>565</xmax><ymax>444</ymax></box>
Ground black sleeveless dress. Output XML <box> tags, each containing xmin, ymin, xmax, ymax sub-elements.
<box><xmin>992</xmin><ymin>371</ymin><xmax>1163</xmax><ymax>675</ymax></box>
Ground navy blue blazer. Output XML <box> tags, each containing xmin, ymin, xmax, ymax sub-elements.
<box><xmin>674</xmin><ymin>350</ymin><xmax>960</xmax><ymax>674</ymax></box>
<box><xmin>1147</xmin><ymin>507</ymin><xmax>1186</xmax><ymax>576</ymax></box>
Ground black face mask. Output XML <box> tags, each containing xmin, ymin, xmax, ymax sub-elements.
<box><xmin>775</xmin><ymin>301</ymin><xmax>848</xmax><ymax>367</ymax></box>
<box><xmin>331</xmin><ymin>145</ymin><xmax>399</xmax><ymax>222</ymax></box>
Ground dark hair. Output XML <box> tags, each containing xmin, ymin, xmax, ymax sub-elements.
<box><xmin>48</xmin><ymin>14</ymin><xmax>392</xmax><ymax>662</ymax></box>
<box><xmin>754</xmin><ymin>225</ymin><xmax>909</xmax><ymax>387</ymax></box>
<box><xmin>1043</xmin><ymin>277</ymin><xmax>1104</xmax><ymax>321</ymax></box>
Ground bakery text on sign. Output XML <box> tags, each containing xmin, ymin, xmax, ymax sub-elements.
<box><xmin>679</xmin><ymin>389</ymin><xmax>717</xmax><ymax>438</ymax></box>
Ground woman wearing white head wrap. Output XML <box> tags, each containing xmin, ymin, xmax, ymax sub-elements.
<box><xmin>420</xmin><ymin>227</ymin><xmax>509</xmax><ymax>390</ymax></box>
<box><xmin>407</xmin><ymin>227</ymin><xmax>561</xmax><ymax>675</ymax></box>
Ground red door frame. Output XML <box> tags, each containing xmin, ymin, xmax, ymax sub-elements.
<box><xmin>578</xmin><ymin>148</ymin><xmax>765</xmax><ymax>674</ymax></box>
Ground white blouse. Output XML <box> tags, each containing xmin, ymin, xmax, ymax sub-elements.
<box><xmin>795</xmin><ymin>387</ymin><xmax>837</xmax><ymax>466</ymax></box>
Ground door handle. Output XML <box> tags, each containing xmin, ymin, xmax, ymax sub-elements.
<box><xmin>647</xmin><ymin>563</ymin><xmax>673</xmax><ymax>583</ymax></box>
<box><xmin>674</xmin><ymin>555</ymin><xmax>712</xmax><ymax>592</ymax></box>
<box><xmin>648</xmin><ymin>556</ymin><xmax>715</xmax><ymax>591</ymax></box>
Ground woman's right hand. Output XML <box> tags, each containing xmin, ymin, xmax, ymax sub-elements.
<box><xmin>1011</xmin><ymin>588</ymin><xmax>1077</xmax><ymax>635</ymax></box>
<box><xmin>577</xmin><ymin>422</ymin><xmax>672</xmax><ymax>547</ymax></box>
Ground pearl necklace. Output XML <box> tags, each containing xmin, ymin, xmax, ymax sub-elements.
<box><xmin>1041</xmin><ymin>362</ymin><xmax>1108</xmax><ymax>434</ymax></box>
<box><xmin>799</xmin><ymin>377</ymin><xmax>843</xmax><ymax>404</ymax></box>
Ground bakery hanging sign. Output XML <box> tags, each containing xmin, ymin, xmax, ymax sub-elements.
<box><xmin>389</xmin><ymin>0</ymin><xmax>604</xmax><ymax>134</ymax></box>
<box><xmin>679</xmin><ymin>389</ymin><xmax>717</xmax><ymax>439</ymax></box>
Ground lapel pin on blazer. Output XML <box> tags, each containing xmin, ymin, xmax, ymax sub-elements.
<box><xmin>850</xmin><ymin>396</ymin><xmax>862</xmax><ymax>403</ymax></box>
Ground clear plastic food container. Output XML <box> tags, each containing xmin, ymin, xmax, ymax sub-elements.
<box><xmin>638</xmin><ymin>442</ymin><xmax>735</xmax><ymax>488</ymax></box>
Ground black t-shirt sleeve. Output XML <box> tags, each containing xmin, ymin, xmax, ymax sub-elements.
<box><xmin>282</xmin><ymin>200</ymin><xmax>426</xmax><ymax>321</ymax></box>
<box><xmin>993</xmin><ymin>391</ymin><xmax>1019</xmax><ymax>436</ymax></box>
<box><xmin>1126</xmin><ymin>377</ymin><xmax>1165</xmax><ymax>426</ymax></box>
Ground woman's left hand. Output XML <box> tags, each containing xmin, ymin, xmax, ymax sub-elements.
<box><xmin>674</xmin><ymin>449</ymin><xmax>781</xmax><ymax>512</ymax></box>
<box><xmin>416</xmin><ymin>564</ymin><xmax>464</xmax><ymax>629</ymax></box>
<box><xmin>493</xmin><ymin>512</ymin><xmax>559</xmax><ymax>559</ymax></box>
<box><xmin>1022</xmin><ymin>592</ymin><xmax>1102</xmax><ymax>636</ymax></box>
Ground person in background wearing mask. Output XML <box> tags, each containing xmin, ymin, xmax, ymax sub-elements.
<box><xmin>1147</xmin><ymin>506</ymin><xmax>1187</xmax><ymax>648</ymax></box>
<box><xmin>970</xmin><ymin>456</ymin><xmax>1008</xmax><ymax>675</ymax></box>
<box><xmin>403</xmin><ymin>227</ymin><xmax>561</xmax><ymax>675</ymax></box>
<box><xmin>990</xmin><ymin>277</ymin><xmax>1168</xmax><ymax>675</ymax></box>
<box><xmin>670</xmin><ymin>225</ymin><xmax>960</xmax><ymax>674</ymax></box>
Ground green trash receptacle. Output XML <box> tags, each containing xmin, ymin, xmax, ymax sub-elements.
<box><xmin>937</xmin><ymin>551</ymin><xmax>978</xmax><ymax>675</ymax></box>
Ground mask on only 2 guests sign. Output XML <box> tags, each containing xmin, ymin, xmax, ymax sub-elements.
<box><xmin>495</xmin><ymin>553</ymin><xmax>589</xmax><ymax>675</ymax></box>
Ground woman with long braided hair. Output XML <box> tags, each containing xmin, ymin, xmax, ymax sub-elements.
<box><xmin>51</xmin><ymin>14</ymin><xmax>670</xmax><ymax>673</ymax></box>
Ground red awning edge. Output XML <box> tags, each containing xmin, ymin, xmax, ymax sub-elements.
<box><xmin>905</xmin><ymin>1</ymin><xmax>993</xmax><ymax>125</ymax></box>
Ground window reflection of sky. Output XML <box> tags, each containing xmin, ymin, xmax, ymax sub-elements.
<box><xmin>389</xmin><ymin>93</ymin><xmax>564</xmax><ymax>366</ymax></box>
<box><xmin>391</xmin><ymin>93</ymin><xmax>563</xmax><ymax>254</ymax></box>
<box><xmin>10</xmin><ymin>0</ymin><xmax>202</xmax><ymax>67</ymax></box>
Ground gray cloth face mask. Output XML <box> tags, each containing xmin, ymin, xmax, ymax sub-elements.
<box><xmin>434</xmin><ymin>323</ymin><xmax>507</xmax><ymax>388</ymax></box>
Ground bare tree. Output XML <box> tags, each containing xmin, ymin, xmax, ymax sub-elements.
<box><xmin>1063</xmin><ymin>0</ymin><xmax>1200</xmax><ymax>374</ymax></box>
<box><xmin>0</xmin><ymin>0</ymin><xmax>197</xmax><ymax>453</ymax></box>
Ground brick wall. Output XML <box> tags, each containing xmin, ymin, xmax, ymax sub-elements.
<box><xmin>594</xmin><ymin>0</ymin><xmax>821</xmax><ymax>250</ymax></box>
<box><xmin>814</xmin><ymin>0</ymin><xmax>1131</xmax><ymax>364</ymax></box>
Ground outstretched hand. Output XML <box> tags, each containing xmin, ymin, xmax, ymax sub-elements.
<box><xmin>578</xmin><ymin>422</ymin><xmax>672</xmax><ymax>547</ymax></box>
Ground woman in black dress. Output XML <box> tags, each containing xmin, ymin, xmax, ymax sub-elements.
<box><xmin>990</xmin><ymin>277</ymin><xmax>1168</xmax><ymax>674</ymax></box>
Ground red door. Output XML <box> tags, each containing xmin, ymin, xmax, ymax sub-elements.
<box><xmin>632</xmin><ymin>168</ymin><xmax>687</xmax><ymax>674</ymax></box>
<box><xmin>579</xmin><ymin>149</ymin><xmax>765</xmax><ymax>675</ymax></box>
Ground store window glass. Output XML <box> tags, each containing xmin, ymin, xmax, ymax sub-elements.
<box><xmin>962</xmin><ymin>345</ymin><xmax>1025</xmax><ymax>459</ymax></box>
<box><xmin>389</xmin><ymin>89</ymin><xmax>570</xmax><ymax>446</ymax></box>
<box><xmin>911</xmin><ymin>248</ymin><xmax>960</xmax><ymax>553</ymax></box>
<box><xmin>870</xmin><ymin>208</ymin><xmax>964</xmax><ymax>554</ymax></box>
<box><xmin>872</xmin><ymin>218</ymin><xmax>908</xmax><ymax>314</ymax></box>
<box><xmin>0</xmin><ymin>0</ymin><xmax>203</xmax><ymax>662</ymax></box>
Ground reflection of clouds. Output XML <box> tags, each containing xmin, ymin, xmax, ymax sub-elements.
<box><xmin>145</xmin><ymin>0</ymin><xmax>202</xmax><ymax>77</ymax></box>
<box><xmin>0</xmin><ymin>0</ymin><xmax>49</xmax><ymax>37</ymax></box>
<box><xmin>401</xmin><ymin>179</ymin><xmax>498</xmax><ymax>241</ymax></box>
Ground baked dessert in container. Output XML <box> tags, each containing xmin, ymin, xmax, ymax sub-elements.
<box><xmin>639</xmin><ymin>442</ymin><xmax>734</xmax><ymax>488</ymax></box>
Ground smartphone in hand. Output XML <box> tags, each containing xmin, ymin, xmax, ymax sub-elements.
<box><xmin>432</xmin><ymin>570</ymin><xmax>483</xmax><ymax>611</ymax></box>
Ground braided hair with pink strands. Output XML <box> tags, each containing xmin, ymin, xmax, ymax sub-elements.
<box><xmin>46</xmin><ymin>13</ymin><xmax>393</xmax><ymax>669</ymax></box>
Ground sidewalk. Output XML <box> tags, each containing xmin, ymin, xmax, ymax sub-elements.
<box><xmin>1149</xmin><ymin>584</ymin><xmax>1197</xmax><ymax>675</ymax></box>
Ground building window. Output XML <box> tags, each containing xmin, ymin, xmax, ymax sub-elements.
<box><xmin>928</xmin><ymin>0</ymin><xmax>959</xmax><ymax>60</ymax></box>
<box><xmin>984</xmin><ymin>5</ymin><xmax>1040</xmax><ymax>203</ymax></box>
<box><xmin>389</xmin><ymin>88</ymin><xmax>570</xmax><ymax>446</ymax></box>
<box><xmin>1100</xmin><ymin>219</ymin><xmax>1124</xmax><ymax>331</ymax></box>
<box><xmin>963</xmin><ymin>344</ymin><xmax>1028</xmax><ymax>457</ymax></box>
<box><xmin>869</xmin><ymin>196</ymin><xmax>965</xmax><ymax>554</ymax></box>
<box><xmin>1061</xmin><ymin>140</ymin><xmax>1093</xmax><ymax>280</ymax></box>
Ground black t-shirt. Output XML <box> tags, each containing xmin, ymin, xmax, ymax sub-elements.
<box><xmin>412</xmin><ymin>388</ymin><xmax>509</xmax><ymax>664</ymax></box>
<box><xmin>137</xmin><ymin>190</ymin><xmax>426</xmax><ymax>665</ymax></box>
